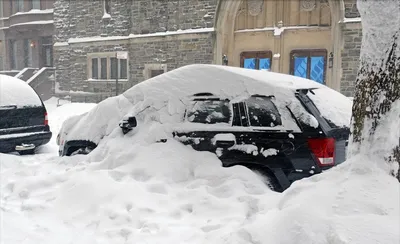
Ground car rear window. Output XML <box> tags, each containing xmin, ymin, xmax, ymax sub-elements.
<box><xmin>245</xmin><ymin>96</ymin><xmax>282</xmax><ymax>127</ymax></box>
<box><xmin>186</xmin><ymin>99</ymin><xmax>231</xmax><ymax>124</ymax></box>
<box><xmin>307</xmin><ymin>88</ymin><xmax>352</xmax><ymax>128</ymax></box>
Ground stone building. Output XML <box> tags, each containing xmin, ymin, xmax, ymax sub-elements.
<box><xmin>0</xmin><ymin>0</ymin><xmax>54</xmax><ymax>72</ymax></box>
<box><xmin>53</xmin><ymin>0</ymin><xmax>362</xmax><ymax>101</ymax></box>
<box><xmin>0</xmin><ymin>0</ymin><xmax>56</xmax><ymax>101</ymax></box>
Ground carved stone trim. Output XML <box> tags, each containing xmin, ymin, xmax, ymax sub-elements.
<box><xmin>247</xmin><ymin>0</ymin><xmax>264</xmax><ymax>16</ymax></box>
<box><xmin>300</xmin><ymin>0</ymin><xmax>316</xmax><ymax>11</ymax></box>
<box><xmin>320</xmin><ymin>0</ymin><xmax>329</xmax><ymax>8</ymax></box>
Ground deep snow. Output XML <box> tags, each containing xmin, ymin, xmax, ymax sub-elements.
<box><xmin>0</xmin><ymin>97</ymin><xmax>398</xmax><ymax>244</ymax></box>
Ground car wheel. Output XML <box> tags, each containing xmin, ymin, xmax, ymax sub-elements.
<box><xmin>68</xmin><ymin>147</ymin><xmax>93</xmax><ymax>156</ymax></box>
<box><xmin>247</xmin><ymin>166</ymin><xmax>282</xmax><ymax>192</ymax></box>
<box><xmin>18</xmin><ymin>149</ymin><xmax>35</xmax><ymax>156</ymax></box>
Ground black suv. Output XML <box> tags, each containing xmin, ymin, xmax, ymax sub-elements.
<box><xmin>167</xmin><ymin>91</ymin><xmax>350</xmax><ymax>192</ymax></box>
<box><xmin>0</xmin><ymin>75</ymin><xmax>52</xmax><ymax>155</ymax></box>
<box><xmin>58</xmin><ymin>64</ymin><xmax>351</xmax><ymax>191</ymax></box>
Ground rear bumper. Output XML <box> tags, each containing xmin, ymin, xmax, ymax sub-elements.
<box><xmin>0</xmin><ymin>131</ymin><xmax>52</xmax><ymax>153</ymax></box>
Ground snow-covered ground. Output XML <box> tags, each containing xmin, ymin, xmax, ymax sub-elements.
<box><xmin>0</xmin><ymin>98</ymin><xmax>399</xmax><ymax>244</ymax></box>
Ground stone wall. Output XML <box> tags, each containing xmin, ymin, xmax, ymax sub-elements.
<box><xmin>53</xmin><ymin>0</ymin><xmax>132</xmax><ymax>42</ymax></box>
<box><xmin>128</xmin><ymin>35</ymin><xmax>214</xmax><ymax>84</ymax></box>
<box><xmin>340</xmin><ymin>0</ymin><xmax>362</xmax><ymax>96</ymax></box>
<box><xmin>340</xmin><ymin>26</ymin><xmax>362</xmax><ymax>96</ymax></box>
<box><xmin>54</xmin><ymin>0</ymin><xmax>217</xmax><ymax>101</ymax></box>
<box><xmin>344</xmin><ymin>0</ymin><xmax>361</xmax><ymax>18</ymax></box>
<box><xmin>54</xmin><ymin>43</ymin><xmax>130</xmax><ymax>93</ymax></box>
<box><xmin>53</xmin><ymin>0</ymin><xmax>216</xmax><ymax>40</ymax></box>
<box><xmin>54</xmin><ymin>33</ymin><xmax>214</xmax><ymax>98</ymax></box>
<box><xmin>130</xmin><ymin>0</ymin><xmax>216</xmax><ymax>34</ymax></box>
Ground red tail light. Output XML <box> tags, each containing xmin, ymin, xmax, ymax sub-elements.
<box><xmin>307</xmin><ymin>138</ymin><xmax>335</xmax><ymax>167</ymax></box>
<box><xmin>44</xmin><ymin>112</ymin><xmax>49</xmax><ymax>125</ymax></box>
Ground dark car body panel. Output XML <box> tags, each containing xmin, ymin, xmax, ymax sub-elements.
<box><xmin>0</xmin><ymin>130</ymin><xmax>52</xmax><ymax>153</ymax></box>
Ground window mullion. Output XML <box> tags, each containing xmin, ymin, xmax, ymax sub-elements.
<box><xmin>97</xmin><ymin>58</ymin><xmax>101</xmax><ymax>79</ymax></box>
<box><xmin>107</xmin><ymin>57</ymin><xmax>110</xmax><ymax>80</ymax></box>
<box><xmin>118</xmin><ymin>59</ymin><xmax>121</xmax><ymax>79</ymax></box>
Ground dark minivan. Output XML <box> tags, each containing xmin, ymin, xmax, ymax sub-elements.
<box><xmin>0</xmin><ymin>74</ymin><xmax>52</xmax><ymax>155</ymax></box>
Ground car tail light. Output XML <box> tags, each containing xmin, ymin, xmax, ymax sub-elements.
<box><xmin>44</xmin><ymin>112</ymin><xmax>49</xmax><ymax>125</ymax></box>
<box><xmin>307</xmin><ymin>138</ymin><xmax>335</xmax><ymax>167</ymax></box>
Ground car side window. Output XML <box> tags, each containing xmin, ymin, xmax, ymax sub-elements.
<box><xmin>186</xmin><ymin>99</ymin><xmax>231</xmax><ymax>124</ymax></box>
<box><xmin>245</xmin><ymin>96</ymin><xmax>282</xmax><ymax>127</ymax></box>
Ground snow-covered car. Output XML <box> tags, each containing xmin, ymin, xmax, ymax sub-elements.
<box><xmin>57</xmin><ymin>64</ymin><xmax>352</xmax><ymax>191</ymax></box>
<box><xmin>0</xmin><ymin>74</ymin><xmax>52</xmax><ymax>154</ymax></box>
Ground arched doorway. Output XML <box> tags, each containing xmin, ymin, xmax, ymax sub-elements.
<box><xmin>214</xmin><ymin>0</ymin><xmax>344</xmax><ymax>91</ymax></box>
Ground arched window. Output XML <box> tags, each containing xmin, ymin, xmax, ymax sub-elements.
<box><xmin>104</xmin><ymin>0</ymin><xmax>111</xmax><ymax>16</ymax></box>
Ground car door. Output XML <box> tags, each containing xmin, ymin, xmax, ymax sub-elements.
<box><xmin>173</xmin><ymin>94</ymin><xmax>301</xmax><ymax>168</ymax></box>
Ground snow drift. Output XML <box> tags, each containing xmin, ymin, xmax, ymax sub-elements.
<box><xmin>1</xmin><ymin>122</ymin><xmax>398</xmax><ymax>244</ymax></box>
<box><xmin>0</xmin><ymin>87</ymin><xmax>398</xmax><ymax>244</ymax></box>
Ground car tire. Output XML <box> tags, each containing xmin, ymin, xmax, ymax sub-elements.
<box><xmin>68</xmin><ymin>146</ymin><xmax>93</xmax><ymax>156</ymax></box>
<box><xmin>247</xmin><ymin>166</ymin><xmax>282</xmax><ymax>192</ymax></box>
<box><xmin>18</xmin><ymin>149</ymin><xmax>35</xmax><ymax>156</ymax></box>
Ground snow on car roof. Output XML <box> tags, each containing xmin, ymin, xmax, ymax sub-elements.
<box><xmin>122</xmin><ymin>64</ymin><xmax>350</xmax><ymax>127</ymax></box>
<box><xmin>123</xmin><ymin>64</ymin><xmax>323</xmax><ymax>102</ymax></box>
<box><xmin>0</xmin><ymin>74</ymin><xmax>42</xmax><ymax>108</ymax></box>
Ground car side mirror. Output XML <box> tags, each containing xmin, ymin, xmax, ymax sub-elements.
<box><xmin>214</xmin><ymin>140</ymin><xmax>235</xmax><ymax>148</ymax></box>
<box><xmin>212</xmin><ymin>134</ymin><xmax>236</xmax><ymax>148</ymax></box>
<box><xmin>119</xmin><ymin>116</ymin><xmax>137</xmax><ymax>135</ymax></box>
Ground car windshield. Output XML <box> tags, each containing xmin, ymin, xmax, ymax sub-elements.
<box><xmin>186</xmin><ymin>99</ymin><xmax>231</xmax><ymax>124</ymax></box>
<box><xmin>245</xmin><ymin>96</ymin><xmax>282</xmax><ymax>127</ymax></box>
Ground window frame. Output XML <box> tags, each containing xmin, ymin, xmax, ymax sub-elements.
<box><xmin>240</xmin><ymin>51</ymin><xmax>273</xmax><ymax>70</ymax></box>
<box><xmin>244</xmin><ymin>95</ymin><xmax>283</xmax><ymax>128</ymax></box>
<box><xmin>31</xmin><ymin>0</ymin><xmax>41</xmax><ymax>10</ymax></box>
<box><xmin>23</xmin><ymin>39</ymin><xmax>33</xmax><ymax>67</ymax></box>
<box><xmin>15</xmin><ymin>0</ymin><xmax>24</xmax><ymax>13</ymax></box>
<box><xmin>143</xmin><ymin>64</ymin><xmax>168</xmax><ymax>80</ymax></box>
<box><xmin>87</xmin><ymin>52</ymin><xmax>129</xmax><ymax>81</ymax></box>
<box><xmin>289</xmin><ymin>49</ymin><xmax>328</xmax><ymax>84</ymax></box>
<box><xmin>41</xmin><ymin>36</ymin><xmax>53</xmax><ymax>67</ymax></box>
<box><xmin>185</xmin><ymin>96</ymin><xmax>233</xmax><ymax>125</ymax></box>
<box><xmin>150</xmin><ymin>69</ymin><xmax>164</xmax><ymax>78</ymax></box>
<box><xmin>9</xmin><ymin>39</ymin><xmax>17</xmax><ymax>70</ymax></box>
<box><xmin>104</xmin><ymin>0</ymin><xmax>111</xmax><ymax>15</ymax></box>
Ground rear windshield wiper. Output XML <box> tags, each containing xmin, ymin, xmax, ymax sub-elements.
<box><xmin>0</xmin><ymin>105</ymin><xmax>17</xmax><ymax>110</ymax></box>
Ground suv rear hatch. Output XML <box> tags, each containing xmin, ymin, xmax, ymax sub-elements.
<box><xmin>0</xmin><ymin>75</ymin><xmax>49</xmax><ymax>137</ymax></box>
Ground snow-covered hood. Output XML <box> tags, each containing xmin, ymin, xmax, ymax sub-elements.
<box><xmin>59</xmin><ymin>64</ymin><xmax>352</xmax><ymax>145</ymax></box>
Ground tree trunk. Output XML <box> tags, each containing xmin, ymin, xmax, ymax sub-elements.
<box><xmin>348</xmin><ymin>0</ymin><xmax>400</xmax><ymax>180</ymax></box>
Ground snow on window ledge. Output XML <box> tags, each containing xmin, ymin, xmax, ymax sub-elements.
<box><xmin>87</xmin><ymin>79</ymin><xmax>128</xmax><ymax>83</ymax></box>
<box><xmin>102</xmin><ymin>13</ymin><xmax>111</xmax><ymax>20</ymax></box>
<box><xmin>339</xmin><ymin>17</ymin><xmax>362</xmax><ymax>24</ymax></box>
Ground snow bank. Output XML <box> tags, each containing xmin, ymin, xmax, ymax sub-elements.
<box><xmin>0</xmin><ymin>74</ymin><xmax>42</xmax><ymax>108</ymax></box>
<box><xmin>1</xmin><ymin>100</ymin><xmax>398</xmax><ymax>244</ymax></box>
<box><xmin>241</xmin><ymin>155</ymin><xmax>400</xmax><ymax>244</ymax></box>
<box><xmin>1</xmin><ymin>125</ymin><xmax>398</xmax><ymax>243</ymax></box>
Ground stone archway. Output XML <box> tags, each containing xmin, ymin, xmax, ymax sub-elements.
<box><xmin>214</xmin><ymin>0</ymin><xmax>345</xmax><ymax>91</ymax></box>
